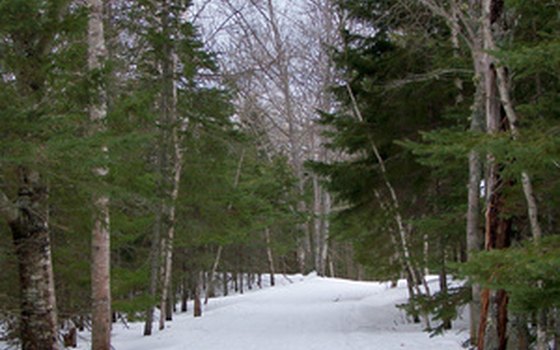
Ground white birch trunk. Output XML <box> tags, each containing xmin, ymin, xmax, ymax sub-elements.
<box><xmin>346</xmin><ymin>84</ymin><xmax>426</xmax><ymax>296</ymax></box>
<box><xmin>319</xmin><ymin>191</ymin><xmax>331</xmax><ymax>276</ymax></box>
<box><xmin>159</xmin><ymin>50</ymin><xmax>181</xmax><ymax>330</ymax></box>
<box><xmin>312</xmin><ymin>174</ymin><xmax>322</xmax><ymax>275</ymax></box>
<box><xmin>4</xmin><ymin>173</ymin><xmax>60</xmax><ymax>350</ymax></box>
<box><xmin>205</xmin><ymin>246</ymin><xmax>223</xmax><ymax>305</ymax></box>
<box><xmin>264</xmin><ymin>227</ymin><xmax>276</xmax><ymax>287</ymax></box>
<box><xmin>159</xmin><ymin>125</ymin><xmax>182</xmax><ymax>330</ymax></box>
<box><xmin>88</xmin><ymin>0</ymin><xmax>111</xmax><ymax>348</ymax></box>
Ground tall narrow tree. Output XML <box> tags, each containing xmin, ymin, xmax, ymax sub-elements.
<box><xmin>88</xmin><ymin>0</ymin><xmax>111</xmax><ymax>349</ymax></box>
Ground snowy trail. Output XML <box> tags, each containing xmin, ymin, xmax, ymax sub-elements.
<box><xmin>75</xmin><ymin>275</ymin><xmax>467</xmax><ymax>350</ymax></box>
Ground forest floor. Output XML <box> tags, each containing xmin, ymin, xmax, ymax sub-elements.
<box><xmin>72</xmin><ymin>274</ymin><xmax>468</xmax><ymax>350</ymax></box>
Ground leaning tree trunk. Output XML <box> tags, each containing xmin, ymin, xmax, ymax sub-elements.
<box><xmin>1</xmin><ymin>173</ymin><xmax>60</xmax><ymax>350</ymax></box>
<box><xmin>347</xmin><ymin>84</ymin><xmax>429</xmax><ymax>307</ymax></box>
<box><xmin>88</xmin><ymin>0</ymin><xmax>111</xmax><ymax>348</ymax></box>
<box><xmin>205</xmin><ymin>150</ymin><xmax>245</xmax><ymax>304</ymax></box>
<box><xmin>205</xmin><ymin>246</ymin><xmax>223</xmax><ymax>305</ymax></box>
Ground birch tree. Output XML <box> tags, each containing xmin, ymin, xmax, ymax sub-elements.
<box><xmin>0</xmin><ymin>1</ymin><xmax>70</xmax><ymax>348</ymax></box>
<box><xmin>144</xmin><ymin>0</ymin><xmax>177</xmax><ymax>335</ymax></box>
<box><xmin>193</xmin><ymin>0</ymin><xmax>344</xmax><ymax>274</ymax></box>
<box><xmin>88</xmin><ymin>0</ymin><xmax>112</xmax><ymax>348</ymax></box>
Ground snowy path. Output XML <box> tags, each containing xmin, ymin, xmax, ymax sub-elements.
<box><xmin>70</xmin><ymin>275</ymin><xmax>468</xmax><ymax>350</ymax></box>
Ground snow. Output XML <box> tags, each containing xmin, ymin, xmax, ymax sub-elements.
<box><xmin>70</xmin><ymin>274</ymin><xmax>468</xmax><ymax>350</ymax></box>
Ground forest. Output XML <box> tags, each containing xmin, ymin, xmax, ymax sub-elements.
<box><xmin>0</xmin><ymin>0</ymin><xmax>559</xmax><ymax>349</ymax></box>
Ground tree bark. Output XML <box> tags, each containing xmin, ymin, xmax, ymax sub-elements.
<box><xmin>181</xmin><ymin>269</ymin><xmax>188</xmax><ymax>312</ymax></box>
<box><xmin>467</xmin><ymin>50</ymin><xmax>485</xmax><ymax>350</ymax></box>
<box><xmin>88</xmin><ymin>0</ymin><xmax>111</xmax><ymax>348</ymax></box>
<box><xmin>319</xmin><ymin>191</ymin><xmax>331</xmax><ymax>276</ymax></box>
<box><xmin>193</xmin><ymin>272</ymin><xmax>202</xmax><ymax>317</ymax></box>
<box><xmin>439</xmin><ymin>239</ymin><xmax>452</xmax><ymax>330</ymax></box>
<box><xmin>264</xmin><ymin>227</ymin><xmax>276</xmax><ymax>287</ymax></box>
<box><xmin>159</xmin><ymin>70</ymin><xmax>181</xmax><ymax>329</ymax></box>
<box><xmin>205</xmin><ymin>246</ymin><xmax>223</xmax><ymax>305</ymax></box>
<box><xmin>222</xmin><ymin>271</ymin><xmax>229</xmax><ymax>296</ymax></box>
<box><xmin>478</xmin><ymin>17</ymin><xmax>512</xmax><ymax>346</ymax></box>
<box><xmin>3</xmin><ymin>171</ymin><xmax>60</xmax><ymax>350</ymax></box>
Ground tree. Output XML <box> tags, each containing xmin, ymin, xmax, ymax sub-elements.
<box><xmin>87</xmin><ymin>0</ymin><xmax>111</xmax><ymax>348</ymax></box>
<box><xmin>0</xmin><ymin>1</ymin><xmax>77</xmax><ymax>347</ymax></box>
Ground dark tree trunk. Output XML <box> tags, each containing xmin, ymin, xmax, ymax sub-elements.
<box><xmin>63</xmin><ymin>327</ymin><xmax>77</xmax><ymax>348</ymax></box>
<box><xmin>222</xmin><ymin>271</ymin><xmax>228</xmax><ymax>296</ymax></box>
<box><xmin>439</xmin><ymin>249</ymin><xmax>452</xmax><ymax>330</ymax></box>
<box><xmin>193</xmin><ymin>272</ymin><xmax>202</xmax><ymax>318</ymax></box>
<box><xmin>239</xmin><ymin>271</ymin><xmax>244</xmax><ymax>295</ymax></box>
<box><xmin>165</xmin><ymin>288</ymin><xmax>173</xmax><ymax>321</ymax></box>
<box><xmin>181</xmin><ymin>275</ymin><xmax>188</xmax><ymax>313</ymax></box>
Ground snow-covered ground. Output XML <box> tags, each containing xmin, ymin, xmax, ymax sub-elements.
<box><xmin>72</xmin><ymin>274</ymin><xmax>468</xmax><ymax>350</ymax></box>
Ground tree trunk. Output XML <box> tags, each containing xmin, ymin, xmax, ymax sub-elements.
<box><xmin>553</xmin><ymin>308</ymin><xmax>560</xmax><ymax>350</ymax></box>
<box><xmin>536</xmin><ymin>309</ymin><xmax>547</xmax><ymax>350</ymax></box>
<box><xmin>239</xmin><ymin>271</ymin><xmax>244</xmax><ymax>295</ymax></box>
<box><xmin>478</xmin><ymin>71</ymin><xmax>512</xmax><ymax>350</ymax></box>
<box><xmin>467</xmin><ymin>56</ymin><xmax>485</xmax><ymax>347</ymax></box>
<box><xmin>205</xmin><ymin>151</ymin><xmax>242</xmax><ymax>303</ymax></box>
<box><xmin>159</xmin><ymin>90</ymin><xmax>181</xmax><ymax>329</ymax></box>
<box><xmin>264</xmin><ymin>228</ymin><xmax>276</xmax><ymax>287</ymax></box>
<box><xmin>347</xmin><ymin>85</ymin><xmax>428</xmax><ymax>303</ymax></box>
<box><xmin>144</xmin><ymin>205</ymin><xmax>161</xmax><ymax>336</ymax></box>
<box><xmin>478</xmin><ymin>61</ymin><xmax>512</xmax><ymax>350</ymax></box>
<box><xmin>145</xmin><ymin>0</ymin><xmax>180</xmax><ymax>335</ymax></box>
<box><xmin>193</xmin><ymin>272</ymin><xmax>202</xmax><ymax>317</ymax></box>
<box><xmin>205</xmin><ymin>246</ymin><xmax>223</xmax><ymax>304</ymax></box>
<box><xmin>0</xmin><ymin>172</ymin><xmax>60</xmax><ymax>350</ymax></box>
<box><xmin>483</xmin><ymin>2</ymin><xmax>546</xmax><ymax>344</ymax></box>
<box><xmin>222</xmin><ymin>271</ymin><xmax>228</xmax><ymax>296</ymax></box>
<box><xmin>248</xmin><ymin>272</ymin><xmax>253</xmax><ymax>290</ymax></box>
<box><xmin>165</xmin><ymin>289</ymin><xmax>173</xmax><ymax>322</ymax></box>
<box><xmin>313</xmin><ymin>174</ymin><xmax>322</xmax><ymax>275</ymax></box>
<box><xmin>88</xmin><ymin>0</ymin><xmax>111</xmax><ymax>348</ymax></box>
<box><xmin>439</xmin><ymin>241</ymin><xmax>452</xmax><ymax>330</ymax></box>
<box><xmin>181</xmin><ymin>273</ymin><xmax>188</xmax><ymax>313</ymax></box>
<box><xmin>320</xmin><ymin>191</ymin><xmax>331</xmax><ymax>277</ymax></box>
